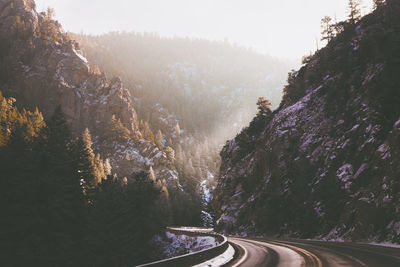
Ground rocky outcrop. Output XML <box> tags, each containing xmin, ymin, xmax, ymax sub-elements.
<box><xmin>215</xmin><ymin>2</ymin><xmax>400</xmax><ymax>244</ymax></box>
<box><xmin>0</xmin><ymin>0</ymin><xmax>179</xmax><ymax>188</ymax></box>
<box><xmin>0</xmin><ymin>0</ymin><xmax>137</xmax><ymax>135</ymax></box>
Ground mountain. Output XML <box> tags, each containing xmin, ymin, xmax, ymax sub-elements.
<box><xmin>214</xmin><ymin>1</ymin><xmax>400</xmax><ymax>244</ymax></box>
<box><xmin>0</xmin><ymin>0</ymin><xmax>212</xmax><ymax>229</ymax></box>
<box><xmin>72</xmin><ymin>32</ymin><xmax>291</xmax><ymax>138</ymax></box>
<box><xmin>71</xmin><ymin>32</ymin><xmax>294</xmax><ymax>226</ymax></box>
<box><xmin>0</xmin><ymin>0</ymin><xmax>181</xmax><ymax>186</ymax></box>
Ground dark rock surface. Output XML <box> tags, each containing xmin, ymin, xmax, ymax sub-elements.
<box><xmin>215</xmin><ymin>2</ymin><xmax>400</xmax><ymax>243</ymax></box>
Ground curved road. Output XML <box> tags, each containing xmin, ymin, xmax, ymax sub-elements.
<box><xmin>228</xmin><ymin>237</ymin><xmax>400</xmax><ymax>267</ymax></box>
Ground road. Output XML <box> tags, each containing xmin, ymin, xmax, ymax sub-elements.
<box><xmin>228</xmin><ymin>237</ymin><xmax>400</xmax><ymax>267</ymax></box>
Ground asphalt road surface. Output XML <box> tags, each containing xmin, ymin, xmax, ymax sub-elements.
<box><xmin>228</xmin><ymin>237</ymin><xmax>400</xmax><ymax>267</ymax></box>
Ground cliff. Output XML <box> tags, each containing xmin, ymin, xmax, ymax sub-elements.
<box><xmin>215</xmin><ymin>1</ymin><xmax>400</xmax><ymax>243</ymax></box>
<box><xmin>0</xmin><ymin>0</ymin><xmax>179</xmax><ymax>186</ymax></box>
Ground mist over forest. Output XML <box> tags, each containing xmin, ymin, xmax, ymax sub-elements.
<box><xmin>73</xmin><ymin>32</ymin><xmax>296</xmax><ymax>225</ymax></box>
<box><xmin>2</xmin><ymin>0</ymin><xmax>399</xmax><ymax>266</ymax></box>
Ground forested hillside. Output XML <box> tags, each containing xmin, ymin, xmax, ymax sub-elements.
<box><xmin>0</xmin><ymin>91</ymin><xmax>169</xmax><ymax>265</ymax></box>
<box><xmin>73</xmin><ymin>33</ymin><xmax>290</xmax><ymax>135</ymax></box>
<box><xmin>72</xmin><ymin>33</ymin><xmax>294</xmax><ymax>222</ymax></box>
<box><xmin>215</xmin><ymin>0</ymin><xmax>400</xmax><ymax>244</ymax></box>
<box><xmin>0</xmin><ymin>0</ymin><xmax>211</xmax><ymax>265</ymax></box>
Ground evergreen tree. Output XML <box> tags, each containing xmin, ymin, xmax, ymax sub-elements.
<box><xmin>139</xmin><ymin>120</ymin><xmax>145</xmax><ymax>138</ymax></box>
<box><xmin>95</xmin><ymin>153</ymin><xmax>106</xmax><ymax>181</ymax></box>
<box><xmin>104</xmin><ymin>158</ymin><xmax>112</xmax><ymax>176</ymax></box>
<box><xmin>175</xmin><ymin>123</ymin><xmax>181</xmax><ymax>137</ymax></box>
<box><xmin>321</xmin><ymin>16</ymin><xmax>334</xmax><ymax>42</ymax></box>
<box><xmin>143</xmin><ymin>122</ymin><xmax>155</xmax><ymax>144</ymax></box>
<box><xmin>164</xmin><ymin>146</ymin><xmax>175</xmax><ymax>163</ymax></box>
<box><xmin>256</xmin><ymin>97</ymin><xmax>272</xmax><ymax>116</ymax></box>
<box><xmin>109</xmin><ymin>114</ymin><xmax>131</xmax><ymax>141</ymax></box>
<box><xmin>73</xmin><ymin>128</ymin><xmax>99</xmax><ymax>203</ymax></box>
<box><xmin>87</xmin><ymin>171</ymin><xmax>167</xmax><ymax>266</ymax></box>
<box><xmin>149</xmin><ymin>166</ymin><xmax>156</xmax><ymax>182</ymax></box>
<box><xmin>348</xmin><ymin>0</ymin><xmax>362</xmax><ymax>24</ymax></box>
<box><xmin>155</xmin><ymin>129</ymin><xmax>163</xmax><ymax>150</ymax></box>
<box><xmin>374</xmin><ymin>0</ymin><xmax>385</xmax><ymax>9</ymax></box>
<box><xmin>2</xmin><ymin>106</ymin><xmax>87</xmax><ymax>265</ymax></box>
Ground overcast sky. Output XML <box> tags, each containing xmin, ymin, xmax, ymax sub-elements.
<box><xmin>36</xmin><ymin>0</ymin><xmax>373</xmax><ymax>59</ymax></box>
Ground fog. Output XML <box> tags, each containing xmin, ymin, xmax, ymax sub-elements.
<box><xmin>37</xmin><ymin>0</ymin><xmax>373</xmax><ymax>59</ymax></box>
<box><xmin>39</xmin><ymin>0</ymin><xmax>374</xmax><ymax>225</ymax></box>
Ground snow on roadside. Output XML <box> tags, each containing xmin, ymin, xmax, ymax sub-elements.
<box><xmin>193</xmin><ymin>244</ymin><xmax>235</xmax><ymax>267</ymax></box>
<box><xmin>366</xmin><ymin>242</ymin><xmax>400</xmax><ymax>248</ymax></box>
<box><xmin>158</xmin><ymin>231</ymin><xmax>219</xmax><ymax>258</ymax></box>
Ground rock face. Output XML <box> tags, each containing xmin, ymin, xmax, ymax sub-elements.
<box><xmin>215</xmin><ymin>2</ymin><xmax>400</xmax><ymax>243</ymax></box>
<box><xmin>0</xmin><ymin>0</ymin><xmax>137</xmax><ymax>135</ymax></box>
<box><xmin>0</xmin><ymin>0</ymin><xmax>179</xmax><ymax>186</ymax></box>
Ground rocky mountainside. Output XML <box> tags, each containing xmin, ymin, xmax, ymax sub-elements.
<box><xmin>73</xmin><ymin>32</ymin><xmax>290</xmax><ymax>137</ymax></box>
<box><xmin>72</xmin><ymin>28</ymin><xmax>294</xmax><ymax>228</ymax></box>
<box><xmin>0</xmin><ymin>0</ymin><xmax>179</xmax><ymax>189</ymax></box>
<box><xmin>215</xmin><ymin>1</ymin><xmax>400</xmax><ymax>243</ymax></box>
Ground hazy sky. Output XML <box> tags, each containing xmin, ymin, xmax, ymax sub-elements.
<box><xmin>36</xmin><ymin>0</ymin><xmax>373</xmax><ymax>59</ymax></box>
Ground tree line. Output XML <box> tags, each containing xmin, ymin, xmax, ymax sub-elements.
<box><xmin>320</xmin><ymin>0</ymin><xmax>385</xmax><ymax>43</ymax></box>
<box><xmin>0</xmin><ymin>91</ymin><xmax>168</xmax><ymax>266</ymax></box>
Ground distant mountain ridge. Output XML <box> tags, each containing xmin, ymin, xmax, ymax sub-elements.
<box><xmin>215</xmin><ymin>1</ymin><xmax>400</xmax><ymax>244</ymax></box>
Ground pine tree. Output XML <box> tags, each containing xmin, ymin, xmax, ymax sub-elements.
<box><xmin>186</xmin><ymin>158</ymin><xmax>195</xmax><ymax>177</ymax></box>
<box><xmin>74</xmin><ymin>128</ymin><xmax>99</xmax><ymax>203</ymax></box>
<box><xmin>139</xmin><ymin>120</ymin><xmax>145</xmax><ymax>138</ymax></box>
<box><xmin>374</xmin><ymin>0</ymin><xmax>385</xmax><ymax>9</ymax></box>
<box><xmin>256</xmin><ymin>97</ymin><xmax>272</xmax><ymax>116</ymax></box>
<box><xmin>175</xmin><ymin>123</ymin><xmax>181</xmax><ymax>137</ymax></box>
<box><xmin>155</xmin><ymin>129</ymin><xmax>163</xmax><ymax>150</ymax></box>
<box><xmin>148</xmin><ymin>166</ymin><xmax>156</xmax><ymax>181</ymax></box>
<box><xmin>95</xmin><ymin>153</ymin><xmax>106</xmax><ymax>182</ymax></box>
<box><xmin>348</xmin><ymin>0</ymin><xmax>362</xmax><ymax>24</ymax></box>
<box><xmin>30</xmin><ymin>106</ymin><xmax>85</xmax><ymax>265</ymax></box>
<box><xmin>104</xmin><ymin>158</ymin><xmax>112</xmax><ymax>176</ymax></box>
<box><xmin>143</xmin><ymin>122</ymin><xmax>155</xmax><ymax>144</ymax></box>
<box><xmin>109</xmin><ymin>114</ymin><xmax>131</xmax><ymax>141</ymax></box>
<box><xmin>164</xmin><ymin>146</ymin><xmax>175</xmax><ymax>163</ymax></box>
<box><xmin>87</xmin><ymin>171</ymin><xmax>166</xmax><ymax>266</ymax></box>
<box><xmin>321</xmin><ymin>16</ymin><xmax>334</xmax><ymax>42</ymax></box>
<box><xmin>46</xmin><ymin>6</ymin><xmax>55</xmax><ymax>20</ymax></box>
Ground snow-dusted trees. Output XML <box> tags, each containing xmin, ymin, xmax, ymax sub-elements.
<box><xmin>164</xmin><ymin>146</ymin><xmax>175</xmax><ymax>163</ymax></box>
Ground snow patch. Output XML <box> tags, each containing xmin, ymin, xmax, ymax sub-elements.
<box><xmin>160</xmin><ymin>231</ymin><xmax>218</xmax><ymax>258</ymax></box>
<box><xmin>193</xmin><ymin>244</ymin><xmax>235</xmax><ymax>267</ymax></box>
<box><xmin>337</xmin><ymin>164</ymin><xmax>354</xmax><ymax>190</ymax></box>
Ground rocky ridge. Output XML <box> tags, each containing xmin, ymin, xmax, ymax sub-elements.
<box><xmin>215</xmin><ymin>2</ymin><xmax>400</xmax><ymax>243</ymax></box>
<box><xmin>0</xmin><ymin>0</ymin><xmax>179</xmax><ymax>187</ymax></box>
